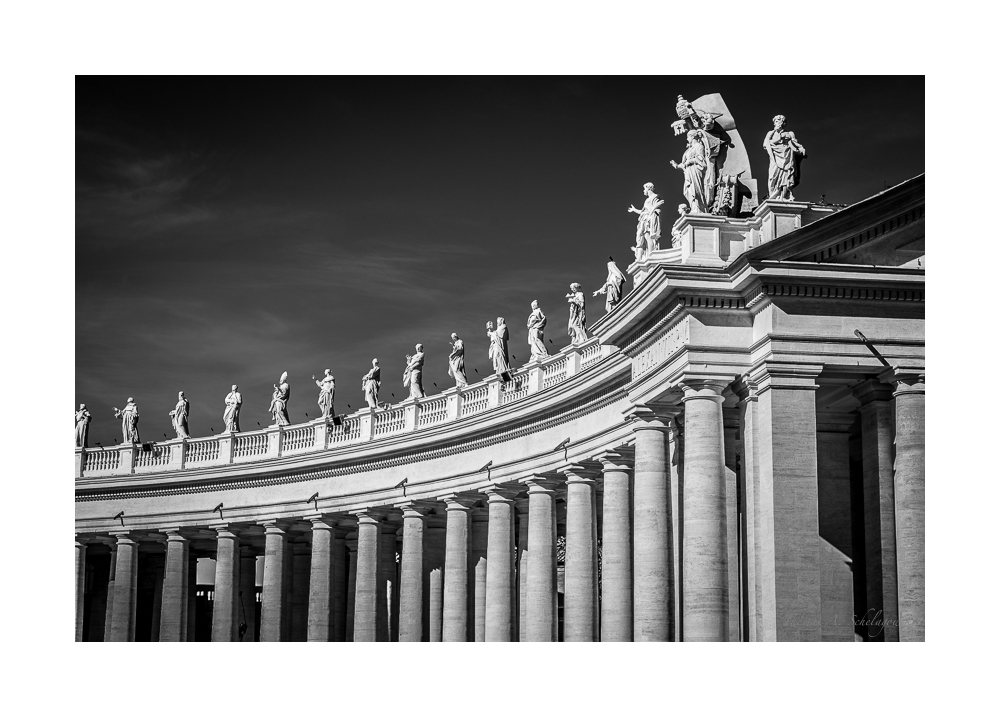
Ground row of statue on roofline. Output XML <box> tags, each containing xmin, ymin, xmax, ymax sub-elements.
<box><xmin>74</xmin><ymin>273</ymin><xmax>627</xmax><ymax>449</ymax></box>
<box><xmin>75</xmin><ymin>97</ymin><xmax>806</xmax><ymax>450</ymax></box>
<box><xmin>630</xmin><ymin>98</ymin><xmax>806</xmax><ymax>263</ymax></box>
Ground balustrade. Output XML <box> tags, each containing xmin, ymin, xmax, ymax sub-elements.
<box><xmin>186</xmin><ymin>437</ymin><xmax>220</xmax><ymax>464</ymax></box>
<box><xmin>83</xmin><ymin>447</ymin><xmax>121</xmax><ymax>472</ymax></box>
<box><xmin>282</xmin><ymin>425</ymin><xmax>316</xmax><ymax>453</ymax></box>
<box><xmin>233</xmin><ymin>431</ymin><xmax>269</xmax><ymax>460</ymax></box>
<box><xmin>134</xmin><ymin>444</ymin><xmax>172</xmax><ymax>470</ymax></box>
<box><xmin>373</xmin><ymin>406</ymin><xmax>406</xmax><ymax>437</ymax></box>
<box><xmin>417</xmin><ymin>396</ymin><xmax>449</xmax><ymax>428</ymax></box>
<box><xmin>543</xmin><ymin>356</ymin><xmax>569</xmax><ymax>389</ymax></box>
<box><xmin>328</xmin><ymin>415</ymin><xmax>361</xmax><ymax>445</ymax></box>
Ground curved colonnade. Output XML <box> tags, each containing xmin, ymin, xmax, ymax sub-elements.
<box><xmin>75</xmin><ymin>184</ymin><xmax>926</xmax><ymax>642</ymax></box>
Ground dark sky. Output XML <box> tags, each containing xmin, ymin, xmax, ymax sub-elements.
<box><xmin>76</xmin><ymin>76</ymin><xmax>924</xmax><ymax>446</ymax></box>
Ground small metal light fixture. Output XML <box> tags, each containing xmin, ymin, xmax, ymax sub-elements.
<box><xmin>854</xmin><ymin>329</ymin><xmax>891</xmax><ymax>367</ymax></box>
<box><xmin>307</xmin><ymin>492</ymin><xmax>319</xmax><ymax>509</ymax></box>
<box><xmin>554</xmin><ymin>437</ymin><xmax>571</xmax><ymax>461</ymax></box>
<box><xmin>213</xmin><ymin>503</ymin><xmax>224</xmax><ymax>520</ymax></box>
<box><xmin>113</xmin><ymin>511</ymin><xmax>125</xmax><ymax>528</ymax></box>
<box><xmin>480</xmin><ymin>460</ymin><xmax>493</xmax><ymax>480</ymax></box>
<box><xmin>394</xmin><ymin>477</ymin><xmax>408</xmax><ymax>496</ymax></box>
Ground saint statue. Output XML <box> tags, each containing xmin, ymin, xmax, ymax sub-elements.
<box><xmin>269</xmin><ymin>372</ymin><xmax>290</xmax><ymax>426</ymax></box>
<box><xmin>670</xmin><ymin>203</ymin><xmax>690</xmax><ymax>246</ymax></box>
<box><xmin>113</xmin><ymin>398</ymin><xmax>140</xmax><ymax>444</ymax></box>
<box><xmin>168</xmin><ymin>391</ymin><xmax>190</xmax><ymax>439</ymax></box>
<box><xmin>224</xmin><ymin>385</ymin><xmax>242</xmax><ymax>433</ymax></box>
<box><xmin>312</xmin><ymin>368</ymin><xmax>336</xmax><ymax>419</ymax></box>
<box><xmin>566</xmin><ymin>283</ymin><xmax>588</xmax><ymax>345</ymax></box>
<box><xmin>403</xmin><ymin>344</ymin><xmax>425</xmax><ymax>399</ymax></box>
<box><xmin>75</xmin><ymin>404</ymin><xmax>91</xmax><ymax>448</ymax></box>
<box><xmin>764</xmin><ymin>114</ymin><xmax>806</xmax><ymax>200</ymax></box>
<box><xmin>628</xmin><ymin>182</ymin><xmax>664</xmax><ymax>261</ymax></box>
<box><xmin>487</xmin><ymin>318</ymin><xmax>510</xmax><ymax>376</ymax></box>
<box><xmin>362</xmin><ymin>359</ymin><xmax>381</xmax><ymax>408</ymax></box>
<box><xmin>670</xmin><ymin>130</ymin><xmax>716</xmax><ymax>214</ymax></box>
<box><xmin>448</xmin><ymin>334</ymin><xmax>468</xmax><ymax>388</ymax></box>
<box><xmin>526</xmin><ymin>300</ymin><xmax>548</xmax><ymax>363</ymax></box>
<box><xmin>593</xmin><ymin>256</ymin><xmax>626</xmax><ymax>313</ymax></box>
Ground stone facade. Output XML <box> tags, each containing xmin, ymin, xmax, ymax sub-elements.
<box><xmin>75</xmin><ymin>177</ymin><xmax>925</xmax><ymax>642</ymax></box>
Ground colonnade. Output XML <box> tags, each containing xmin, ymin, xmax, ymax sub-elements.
<box><xmin>76</xmin><ymin>368</ymin><xmax>925</xmax><ymax>642</ymax></box>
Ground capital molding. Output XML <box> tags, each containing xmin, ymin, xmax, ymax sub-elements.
<box><xmin>557</xmin><ymin>463</ymin><xmax>597</xmax><ymax>483</ymax></box>
<box><xmin>520</xmin><ymin>473</ymin><xmax>564</xmax><ymax>492</ymax></box>
<box><xmin>350</xmin><ymin>508</ymin><xmax>387</xmax><ymax>524</ymax></box>
<box><xmin>440</xmin><ymin>493</ymin><xmax>480</xmax><ymax>511</ymax></box>
<box><xmin>482</xmin><ymin>485</ymin><xmax>521</xmax><ymax>503</ymax></box>
<box><xmin>394</xmin><ymin>499</ymin><xmax>436</xmax><ymax>517</ymax></box>
<box><xmin>678</xmin><ymin>372</ymin><xmax>734</xmax><ymax>400</ymax></box>
<box><xmin>747</xmin><ymin>362</ymin><xmax>822</xmax><ymax>393</ymax></box>
<box><xmin>879</xmin><ymin>365</ymin><xmax>925</xmax><ymax>396</ymax></box>
<box><xmin>624</xmin><ymin>403</ymin><xmax>680</xmax><ymax>430</ymax></box>
<box><xmin>852</xmin><ymin>378</ymin><xmax>894</xmax><ymax>406</ymax></box>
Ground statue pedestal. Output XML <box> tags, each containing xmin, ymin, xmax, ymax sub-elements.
<box><xmin>754</xmin><ymin>199</ymin><xmax>810</xmax><ymax>245</ymax></box>
<box><xmin>674</xmin><ymin>213</ymin><xmax>729</xmax><ymax>266</ymax></box>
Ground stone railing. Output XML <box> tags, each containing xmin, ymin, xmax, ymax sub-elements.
<box><xmin>75</xmin><ymin>337</ymin><xmax>616</xmax><ymax>479</ymax></box>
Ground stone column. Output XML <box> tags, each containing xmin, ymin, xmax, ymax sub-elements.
<box><xmin>345</xmin><ymin>539</ymin><xmax>357</xmax><ymax>641</ymax></box>
<box><xmin>75</xmin><ymin>537</ymin><xmax>87</xmax><ymax>642</ymax></box>
<box><xmin>854</xmin><ymin>380</ymin><xmax>899</xmax><ymax>641</ymax></box>
<box><xmin>332</xmin><ymin>530</ymin><xmax>348</xmax><ymax>642</ymax></box>
<box><xmin>515</xmin><ymin>497</ymin><xmax>529</xmax><ymax>641</ymax></box>
<box><xmin>159</xmin><ymin>529</ymin><xmax>190</xmax><ymax>642</ymax></box>
<box><xmin>562</xmin><ymin>467</ymin><xmax>599</xmax><ymax>641</ymax></box>
<box><xmin>398</xmin><ymin>503</ymin><xmax>428</xmax><ymax>642</ymax></box>
<box><xmin>307</xmin><ymin>518</ymin><xmax>337</xmax><ymax>642</ymax></box>
<box><xmin>523</xmin><ymin>476</ymin><xmax>559</xmax><ymax>642</ymax></box>
<box><xmin>212</xmin><ymin>527</ymin><xmax>240</xmax><ymax>642</ymax></box>
<box><xmin>627</xmin><ymin>404</ymin><xmax>676</xmax><ymax>641</ymax></box>
<box><xmin>290</xmin><ymin>542</ymin><xmax>311</xmax><ymax>642</ymax></box>
<box><xmin>427</xmin><ymin>516</ymin><xmax>446</xmax><ymax>642</ymax></box>
<box><xmin>379</xmin><ymin>525</ymin><xmax>397</xmax><ymax>642</ymax></box>
<box><xmin>751</xmin><ymin>363</ymin><xmax>823</xmax><ymax>641</ymax></box>
<box><xmin>470</xmin><ymin>507</ymin><xmax>489</xmax><ymax>642</ymax></box>
<box><xmin>109</xmin><ymin>533</ymin><xmax>139</xmax><ymax>641</ymax></box>
<box><xmin>239</xmin><ymin>546</ymin><xmax>257</xmax><ymax>642</ymax></box>
<box><xmin>484</xmin><ymin>487</ymin><xmax>518</xmax><ymax>641</ymax></box>
<box><xmin>442</xmin><ymin>495</ymin><xmax>476</xmax><ymax>642</ymax></box>
<box><xmin>104</xmin><ymin>542</ymin><xmax>118</xmax><ymax>642</ymax></box>
<box><xmin>599</xmin><ymin>454</ymin><xmax>632</xmax><ymax>641</ymax></box>
<box><xmin>150</xmin><ymin>559</ymin><xmax>164</xmax><ymax>643</ymax></box>
<box><xmin>882</xmin><ymin>368</ymin><xmax>925</xmax><ymax>642</ymax></box>
<box><xmin>260</xmin><ymin>522</ymin><xmax>289</xmax><ymax>642</ymax></box>
<box><xmin>353</xmin><ymin>511</ymin><xmax>383</xmax><ymax>642</ymax></box>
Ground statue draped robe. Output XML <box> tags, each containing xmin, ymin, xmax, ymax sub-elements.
<box><xmin>170</xmin><ymin>398</ymin><xmax>190</xmax><ymax>438</ymax></box>
<box><xmin>527</xmin><ymin>308</ymin><xmax>548</xmax><ymax>362</ymax></box>
<box><xmin>567</xmin><ymin>292</ymin><xmax>587</xmax><ymax>345</ymax></box>
<box><xmin>316</xmin><ymin>376</ymin><xmax>336</xmax><ymax>418</ymax></box>
<box><xmin>489</xmin><ymin>324</ymin><xmax>510</xmax><ymax>376</ymax></box>
<box><xmin>448</xmin><ymin>340</ymin><xmax>468</xmax><ymax>388</ymax></box>
<box><xmin>224</xmin><ymin>391</ymin><xmax>242</xmax><ymax>432</ymax></box>
<box><xmin>404</xmin><ymin>351</ymin><xmax>425</xmax><ymax>399</ymax></box>
<box><xmin>270</xmin><ymin>383</ymin><xmax>290</xmax><ymax>426</ymax></box>
<box><xmin>118</xmin><ymin>402</ymin><xmax>140</xmax><ymax>444</ymax></box>
<box><xmin>75</xmin><ymin>409</ymin><xmax>91</xmax><ymax>448</ymax></box>
<box><xmin>765</xmin><ymin>130</ymin><xmax>805</xmax><ymax>199</ymax></box>
<box><xmin>363</xmin><ymin>366</ymin><xmax>381</xmax><ymax>408</ymax></box>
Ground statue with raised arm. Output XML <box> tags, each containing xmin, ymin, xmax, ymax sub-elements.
<box><xmin>593</xmin><ymin>256</ymin><xmax>626</xmax><ymax>313</ymax></box>
<box><xmin>670</xmin><ymin>130</ymin><xmax>715</xmax><ymax>214</ymax></box>
<box><xmin>448</xmin><ymin>334</ymin><xmax>468</xmax><ymax>388</ymax></box>
<box><xmin>313</xmin><ymin>368</ymin><xmax>336</xmax><ymax>419</ymax></box>
<box><xmin>75</xmin><ymin>404</ymin><xmax>91</xmax><ymax>448</ymax></box>
<box><xmin>628</xmin><ymin>182</ymin><xmax>664</xmax><ymax>261</ymax></box>
<box><xmin>113</xmin><ymin>397</ymin><xmax>140</xmax><ymax>444</ymax></box>
<box><xmin>566</xmin><ymin>283</ymin><xmax>588</xmax><ymax>345</ymax></box>
<box><xmin>526</xmin><ymin>300</ymin><xmax>548</xmax><ymax>362</ymax></box>
<box><xmin>362</xmin><ymin>359</ymin><xmax>381</xmax><ymax>408</ymax></box>
<box><xmin>168</xmin><ymin>391</ymin><xmax>190</xmax><ymax>439</ymax></box>
<box><xmin>403</xmin><ymin>344</ymin><xmax>425</xmax><ymax>399</ymax></box>
<box><xmin>764</xmin><ymin>114</ymin><xmax>806</xmax><ymax>200</ymax></box>
<box><xmin>487</xmin><ymin>318</ymin><xmax>511</xmax><ymax>376</ymax></box>
<box><xmin>223</xmin><ymin>385</ymin><xmax>242</xmax><ymax>433</ymax></box>
<box><xmin>269</xmin><ymin>372</ymin><xmax>290</xmax><ymax>426</ymax></box>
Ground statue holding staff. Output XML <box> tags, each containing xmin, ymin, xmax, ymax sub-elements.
<box><xmin>448</xmin><ymin>334</ymin><xmax>468</xmax><ymax>388</ymax></box>
<box><xmin>566</xmin><ymin>283</ymin><xmax>588</xmax><ymax>346</ymax></box>
<box><xmin>313</xmin><ymin>368</ymin><xmax>336</xmax><ymax>419</ymax></box>
<box><xmin>362</xmin><ymin>359</ymin><xmax>381</xmax><ymax>408</ymax></box>
<box><xmin>168</xmin><ymin>391</ymin><xmax>190</xmax><ymax>438</ymax></box>
<box><xmin>487</xmin><ymin>318</ymin><xmax>510</xmax><ymax>376</ymax></box>
<box><xmin>593</xmin><ymin>256</ymin><xmax>626</xmax><ymax>313</ymax></box>
<box><xmin>403</xmin><ymin>344</ymin><xmax>425</xmax><ymax>399</ymax></box>
<box><xmin>269</xmin><ymin>372</ymin><xmax>290</xmax><ymax>426</ymax></box>
<box><xmin>526</xmin><ymin>300</ymin><xmax>548</xmax><ymax>363</ymax></box>
<box><xmin>113</xmin><ymin>398</ymin><xmax>140</xmax><ymax>444</ymax></box>
<box><xmin>764</xmin><ymin>114</ymin><xmax>806</xmax><ymax>200</ymax></box>
<box><xmin>223</xmin><ymin>385</ymin><xmax>242</xmax><ymax>433</ymax></box>
<box><xmin>75</xmin><ymin>404</ymin><xmax>91</xmax><ymax>448</ymax></box>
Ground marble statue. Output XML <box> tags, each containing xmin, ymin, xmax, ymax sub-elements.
<box><xmin>764</xmin><ymin>114</ymin><xmax>806</xmax><ymax>200</ymax></box>
<box><xmin>75</xmin><ymin>404</ymin><xmax>91</xmax><ymax>448</ymax></box>
<box><xmin>526</xmin><ymin>300</ymin><xmax>548</xmax><ymax>362</ymax></box>
<box><xmin>566</xmin><ymin>283</ymin><xmax>588</xmax><ymax>345</ymax></box>
<box><xmin>404</xmin><ymin>344</ymin><xmax>425</xmax><ymax>399</ymax></box>
<box><xmin>113</xmin><ymin>398</ymin><xmax>140</xmax><ymax>444</ymax></box>
<box><xmin>593</xmin><ymin>257</ymin><xmax>626</xmax><ymax>313</ymax></box>
<box><xmin>670</xmin><ymin>130</ymin><xmax>715</xmax><ymax>214</ymax></box>
<box><xmin>223</xmin><ymin>385</ymin><xmax>242</xmax><ymax>433</ymax></box>
<box><xmin>269</xmin><ymin>372</ymin><xmax>290</xmax><ymax>426</ymax></box>
<box><xmin>487</xmin><ymin>318</ymin><xmax>510</xmax><ymax>376</ymax></box>
<box><xmin>448</xmin><ymin>334</ymin><xmax>468</xmax><ymax>388</ymax></box>
<box><xmin>313</xmin><ymin>369</ymin><xmax>336</xmax><ymax>419</ymax></box>
<box><xmin>628</xmin><ymin>182</ymin><xmax>664</xmax><ymax>261</ymax></box>
<box><xmin>670</xmin><ymin>203</ymin><xmax>690</xmax><ymax>245</ymax></box>
<box><xmin>362</xmin><ymin>359</ymin><xmax>381</xmax><ymax>408</ymax></box>
<box><xmin>168</xmin><ymin>391</ymin><xmax>190</xmax><ymax>439</ymax></box>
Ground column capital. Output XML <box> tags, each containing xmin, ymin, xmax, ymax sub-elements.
<box><xmin>483</xmin><ymin>485</ymin><xmax>520</xmax><ymax>503</ymax></box>
<box><xmin>852</xmin><ymin>378</ymin><xmax>894</xmax><ymax>406</ymax></box>
<box><xmin>879</xmin><ymin>365</ymin><xmax>925</xmax><ymax>396</ymax></box>
<box><xmin>395</xmin><ymin>500</ymin><xmax>436</xmax><ymax>518</ymax></box>
<box><xmin>210</xmin><ymin>524</ymin><xmax>241</xmax><ymax>538</ymax></box>
<box><xmin>520</xmin><ymin>474</ymin><xmax>564</xmax><ymax>492</ymax></box>
<box><xmin>557</xmin><ymin>464</ymin><xmax>597</xmax><ymax>484</ymax></box>
<box><xmin>597</xmin><ymin>452</ymin><xmax>632</xmax><ymax>473</ymax></box>
<box><xmin>747</xmin><ymin>362</ymin><xmax>822</xmax><ymax>393</ymax></box>
<box><xmin>678</xmin><ymin>372</ymin><xmax>734</xmax><ymax>396</ymax></box>
<box><xmin>259</xmin><ymin>519</ymin><xmax>294</xmax><ymax>534</ymax></box>
<box><xmin>624</xmin><ymin>403</ymin><xmax>680</xmax><ymax>430</ymax></box>
<box><xmin>351</xmin><ymin>509</ymin><xmax>387</xmax><ymax>525</ymax></box>
<box><xmin>109</xmin><ymin>531</ymin><xmax>139</xmax><ymax>545</ymax></box>
<box><xmin>161</xmin><ymin>528</ymin><xmax>191</xmax><ymax>542</ymax></box>
<box><xmin>440</xmin><ymin>493</ymin><xmax>479</xmax><ymax>511</ymax></box>
<box><xmin>308</xmin><ymin>515</ymin><xmax>338</xmax><ymax>531</ymax></box>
